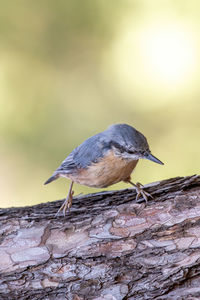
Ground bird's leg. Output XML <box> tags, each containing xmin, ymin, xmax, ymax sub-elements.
<box><xmin>55</xmin><ymin>181</ymin><xmax>74</xmax><ymax>217</ymax></box>
<box><xmin>128</xmin><ymin>180</ymin><xmax>153</xmax><ymax>203</ymax></box>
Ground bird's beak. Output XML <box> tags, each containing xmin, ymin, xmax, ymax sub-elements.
<box><xmin>145</xmin><ymin>153</ymin><xmax>164</xmax><ymax>165</ymax></box>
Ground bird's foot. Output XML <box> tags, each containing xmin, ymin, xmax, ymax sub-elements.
<box><xmin>55</xmin><ymin>190</ymin><xmax>74</xmax><ymax>217</ymax></box>
<box><xmin>134</xmin><ymin>182</ymin><xmax>153</xmax><ymax>203</ymax></box>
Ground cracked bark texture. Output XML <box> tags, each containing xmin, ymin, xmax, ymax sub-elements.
<box><xmin>0</xmin><ymin>175</ymin><xmax>200</xmax><ymax>300</ymax></box>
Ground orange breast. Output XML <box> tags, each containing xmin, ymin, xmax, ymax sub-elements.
<box><xmin>65</xmin><ymin>150</ymin><xmax>138</xmax><ymax>188</ymax></box>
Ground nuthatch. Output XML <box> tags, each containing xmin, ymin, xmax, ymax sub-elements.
<box><xmin>45</xmin><ymin>124</ymin><xmax>164</xmax><ymax>216</ymax></box>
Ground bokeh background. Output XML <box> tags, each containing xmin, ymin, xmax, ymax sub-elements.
<box><xmin>1</xmin><ymin>0</ymin><xmax>200</xmax><ymax>208</ymax></box>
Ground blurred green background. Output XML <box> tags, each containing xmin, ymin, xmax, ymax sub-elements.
<box><xmin>1</xmin><ymin>0</ymin><xmax>200</xmax><ymax>208</ymax></box>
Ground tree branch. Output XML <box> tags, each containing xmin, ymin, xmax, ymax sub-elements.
<box><xmin>0</xmin><ymin>175</ymin><xmax>200</xmax><ymax>299</ymax></box>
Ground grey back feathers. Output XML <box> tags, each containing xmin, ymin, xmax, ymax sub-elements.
<box><xmin>56</xmin><ymin>133</ymin><xmax>111</xmax><ymax>172</ymax></box>
<box><xmin>55</xmin><ymin>124</ymin><xmax>150</xmax><ymax>174</ymax></box>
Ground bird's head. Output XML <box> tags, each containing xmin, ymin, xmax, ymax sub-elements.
<box><xmin>106</xmin><ymin>124</ymin><xmax>164</xmax><ymax>165</ymax></box>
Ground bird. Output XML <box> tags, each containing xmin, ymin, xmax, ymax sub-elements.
<box><xmin>44</xmin><ymin>124</ymin><xmax>164</xmax><ymax>216</ymax></box>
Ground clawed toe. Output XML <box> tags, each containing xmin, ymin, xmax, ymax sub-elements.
<box><xmin>55</xmin><ymin>181</ymin><xmax>74</xmax><ymax>217</ymax></box>
<box><xmin>130</xmin><ymin>181</ymin><xmax>153</xmax><ymax>203</ymax></box>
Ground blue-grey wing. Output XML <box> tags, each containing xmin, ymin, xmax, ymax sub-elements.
<box><xmin>56</xmin><ymin>151</ymin><xmax>76</xmax><ymax>173</ymax></box>
<box><xmin>56</xmin><ymin>132</ymin><xmax>111</xmax><ymax>174</ymax></box>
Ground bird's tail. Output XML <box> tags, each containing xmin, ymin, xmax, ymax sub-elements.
<box><xmin>44</xmin><ymin>173</ymin><xmax>59</xmax><ymax>185</ymax></box>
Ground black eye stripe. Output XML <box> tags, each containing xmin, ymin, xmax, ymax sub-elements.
<box><xmin>126</xmin><ymin>149</ymin><xmax>138</xmax><ymax>155</ymax></box>
<box><xmin>110</xmin><ymin>141</ymin><xmax>138</xmax><ymax>155</ymax></box>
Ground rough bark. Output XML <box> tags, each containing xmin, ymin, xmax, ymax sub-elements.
<box><xmin>0</xmin><ymin>175</ymin><xmax>200</xmax><ymax>300</ymax></box>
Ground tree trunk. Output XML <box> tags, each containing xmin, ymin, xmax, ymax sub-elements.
<box><xmin>0</xmin><ymin>175</ymin><xmax>200</xmax><ymax>300</ymax></box>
